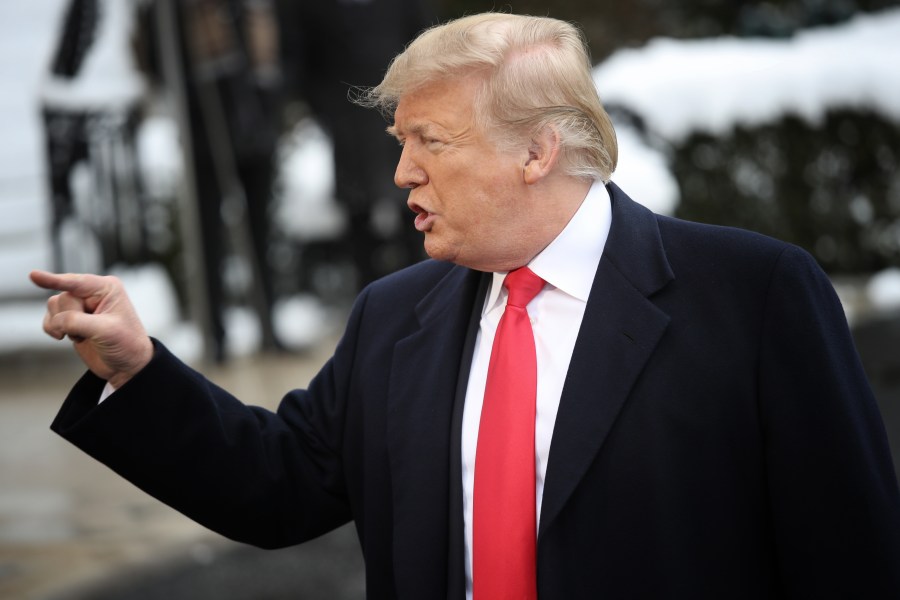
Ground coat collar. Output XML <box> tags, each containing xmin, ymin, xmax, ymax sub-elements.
<box><xmin>538</xmin><ymin>182</ymin><xmax>674</xmax><ymax>538</ymax></box>
<box><xmin>386</xmin><ymin>264</ymin><xmax>483</xmax><ymax>598</ymax></box>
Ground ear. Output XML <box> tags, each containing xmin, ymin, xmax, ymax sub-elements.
<box><xmin>523</xmin><ymin>125</ymin><xmax>561</xmax><ymax>185</ymax></box>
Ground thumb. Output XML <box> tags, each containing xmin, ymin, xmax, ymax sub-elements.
<box><xmin>49</xmin><ymin>309</ymin><xmax>107</xmax><ymax>342</ymax></box>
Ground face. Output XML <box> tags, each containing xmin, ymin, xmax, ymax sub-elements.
<box><xmin>389</xmin><ymin>75</ymin><xmax>540</xmax><ymax>272</ymax></box>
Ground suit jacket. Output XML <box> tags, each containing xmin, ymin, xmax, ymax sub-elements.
<box><xmin>52</xmin><ymin>183</ymin><xmax>900</xmax><ymax>598</ymax></box>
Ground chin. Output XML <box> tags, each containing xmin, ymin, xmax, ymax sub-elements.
<box><xmin>424</xmin><ymin>237</ymin><xmax>489</xmax><ymax>270</ymax></box>
<box><xmin>423</xmin><ymin>238</ymin><xmax>452</xmax><ymax>263</ymax></box>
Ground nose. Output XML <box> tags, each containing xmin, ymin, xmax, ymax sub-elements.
<box><xmin>394</xmin><ymin>144</ymin><xmax>427</xmax><ymax>189</ymax></box>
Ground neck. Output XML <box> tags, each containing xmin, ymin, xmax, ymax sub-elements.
<box><xmin>521</xmin><ymin>176</ymin><xmax>594</xmax><ymax>265</ymax></box>
<box><xmin>471</xmin><ymin>177</ymin><xmax>594</xmax><ymax>273</ymax></box>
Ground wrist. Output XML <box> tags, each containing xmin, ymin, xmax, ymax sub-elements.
<box><xmin>107</xmin><ymin>337</ymin><xmax>154</xmax><ymax>389</ymax></box>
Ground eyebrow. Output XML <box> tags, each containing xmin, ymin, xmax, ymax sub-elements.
<box><xmin>386</xmin><ymin>122</ymin><xmax>435</xmax><ymax>140</ymax></box>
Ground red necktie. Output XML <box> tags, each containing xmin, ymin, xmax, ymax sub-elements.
<box><xmin>473</xmin><ymin>267</ymin><xmax>545</xmax><ymax>600</ymax></box>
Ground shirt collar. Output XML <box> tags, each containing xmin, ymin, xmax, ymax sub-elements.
<box><xmin>484</xmin><ymin>180</ymin><xmax>612</xmax><ymax>313</ymax></box>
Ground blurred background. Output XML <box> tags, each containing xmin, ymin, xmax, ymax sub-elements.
<box><xmin>1</xmin><ymin>0</ymin><xmax>899</xmax><ymax>598</ymax></box>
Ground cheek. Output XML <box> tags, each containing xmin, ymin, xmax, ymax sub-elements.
<box><xmin>468</xmin><ymin>178</ymin><xmax>516</xmax><ymax>221</ymax></box>
<box><xmin>440</xmin><ymin>163</ymin><xmax>517</xmax><ymax>231</ymax></box>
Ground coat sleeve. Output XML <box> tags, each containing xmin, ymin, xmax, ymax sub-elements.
<box><xmin>49</xmin><ymin>289</ymin><xmax>374</xmax><ymax>550</ymax></box>
<box><xmin>757</xmin><ymin>244</ymin><xmax>900</xmax><ymax>595</ymax></box>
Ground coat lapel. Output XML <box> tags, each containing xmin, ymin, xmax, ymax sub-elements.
<box><xmin>387</xmin><ymin>265</ymin><xmax>483</xmax><ymax>598</ymax></box>
<box><xmin>538</xmin><ymin>183</ymin><xmax>674</xmax><ymax>538</ymax></box>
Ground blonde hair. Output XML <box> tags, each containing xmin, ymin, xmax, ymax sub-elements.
<box><xmin>362</xmin><ymin>12</ymin><xmax>618</xmax><ymax>181</ymax></box>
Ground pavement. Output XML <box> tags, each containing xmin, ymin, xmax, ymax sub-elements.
<box><xmin>0</xmin><ymin>340</ymin><xmax>364</xmax><ymax>600</ymax></box>
<box><xmin>2</xmin><ymin>313</ymin><xmax>899</xmax><ymax>600</ymax></box>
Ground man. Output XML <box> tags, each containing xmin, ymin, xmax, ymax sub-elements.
<box><xmin>32</xmin><ymin>12</ymin><xmax>900</xmax><ymax>599</ymax></box>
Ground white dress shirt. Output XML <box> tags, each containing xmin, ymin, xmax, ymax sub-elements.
<box><xmin>460</xmin><ymin>180</ymin><xmax>612</xmax><ymax>598</ymax></box>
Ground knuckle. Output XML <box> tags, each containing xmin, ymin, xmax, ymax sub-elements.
<box><xmin>100</xmin><ymin>275</ymin><xmax>123</xmax><ymax>296</ymax></box>
<box><xmin>57</xmin><ymin>292</ymin><xmax>80</xmax><ymax>311</ymax></box>
<box><xmin>44</xmin><ymin>314</ymin><xmax>63</xmax><ymax>339</ymax></box>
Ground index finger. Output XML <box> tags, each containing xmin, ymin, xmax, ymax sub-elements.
<box><xmin>29</xmin><ymin>270</ymin><xmax>108</xmax><ymax>298</ymax></box>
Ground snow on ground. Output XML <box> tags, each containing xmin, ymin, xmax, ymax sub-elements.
<box><xmin>594</xmin><ymin>8</ymin><xmax>900</xmax><ymax>142</ymax></box>
<box><xmin>608</xmin><ymin>124</ymin><xmax>679</xmax><ymax>215</ymax></box>
<box><xmin>868</xmin><ymin>268</ymin><xmax>900</xmax><ymax>312</ymax></box>
<box><xmin>275</xmin><ymin>119</ymin><xmax>346</xmax><ymax>242</ymax></box>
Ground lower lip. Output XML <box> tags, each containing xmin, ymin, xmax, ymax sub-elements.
<box><xmin>414</xmin><ymin>212</ymin><xmax>435</xmax><ymax>232</ymax></box>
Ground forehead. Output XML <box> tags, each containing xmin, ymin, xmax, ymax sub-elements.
<box><xmin>391</xmin><ymin>76</ymin><xmax>482</xmax><ymax>135</ymax></box>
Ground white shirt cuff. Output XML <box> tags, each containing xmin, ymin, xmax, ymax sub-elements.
<box><xmin>98</xmin><ymin>381</ymin><xmax>117</xmax><ymax>404</ymax></box>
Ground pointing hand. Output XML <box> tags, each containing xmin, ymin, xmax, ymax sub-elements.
<box><xmin>30</xmin><ymin>270</ymin><xmax>154</xmax><ymax>388</ymax></box>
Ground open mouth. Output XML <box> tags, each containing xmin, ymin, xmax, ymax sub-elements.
<box><xmin>410</xmin><ymin>203</ymin><xmax>435</xmax><ymax>232</ymax></box>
